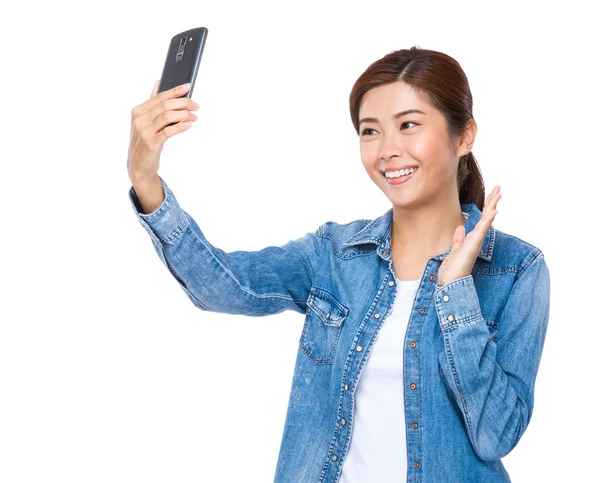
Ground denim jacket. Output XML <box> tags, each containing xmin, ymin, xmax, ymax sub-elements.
<box><xmin>128</xmin><ymin>176</ymin><xmax>550</xmax><ymax>483</ymax></box>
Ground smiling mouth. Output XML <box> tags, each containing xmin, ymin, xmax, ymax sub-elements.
<box><xmin>381</xmin><ymin>167</ymin><xmax>419</xmax><ymax>180</ymax></box>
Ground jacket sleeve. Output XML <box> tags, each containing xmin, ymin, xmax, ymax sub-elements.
<box><xmin>434</xmin><ymin>251</ymin><xmax>550</xmax><ymax>461</ymax></box>
<box><xmin>128</xmin><ymin>176</ymin><xmax>323</xmax><ymax>316</ymax></box>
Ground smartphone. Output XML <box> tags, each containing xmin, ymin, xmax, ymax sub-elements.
<box><xmin>157</xmin><ymin>27</ymin><xmax>208</xmax><ymax>126</ymax></box>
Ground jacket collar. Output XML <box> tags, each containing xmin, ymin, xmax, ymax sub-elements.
<box><xmin>342</xmin><ymin>203</ymin><xmax>495</xmax><ymax>262</ymax></box>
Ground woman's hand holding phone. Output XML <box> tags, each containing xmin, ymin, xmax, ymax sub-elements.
<box><xmin>127</xmin><ymin>81</ymin><xmax>199</xmax><ymax>213</ymax></box>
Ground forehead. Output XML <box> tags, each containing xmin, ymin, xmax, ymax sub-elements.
<box><xmin>359</xmin><ymin>81</ymin><xmax>433</xmax><ymax>116</ymax></box>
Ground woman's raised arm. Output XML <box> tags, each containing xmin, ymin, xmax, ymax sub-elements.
<box><xmin>129</xmin><ymin>176</ymin><xmax>323</xmax><ymax>316</ymax></box>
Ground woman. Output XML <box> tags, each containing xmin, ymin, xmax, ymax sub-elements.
<box><xmin>127</xmin><ymin>46</ymin><xmax>551</xmax><ymax>483</ymax></box>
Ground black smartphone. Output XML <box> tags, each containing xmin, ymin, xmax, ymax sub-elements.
<box><xmin>158</xmin><ymin>27</ymin><xmax>208</xmax><ymax>125</ymax></box>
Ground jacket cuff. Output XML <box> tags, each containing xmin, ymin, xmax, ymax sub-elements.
<box><xmin>128</xmin><ymin>176</ymin><xmax>190</xmax><ymax>243</ymax></box>
<box><xmin>434</xmin><ymin>275</ymin><xmax>484</xmax><ymax>330</ymax></box>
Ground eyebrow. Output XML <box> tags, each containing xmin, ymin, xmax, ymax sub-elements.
<box><xmin>359</xmin><ymin>109</ymin><xmax>427</xmax><ymax>126</ymax></box>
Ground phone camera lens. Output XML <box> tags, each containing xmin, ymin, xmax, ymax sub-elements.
<box><xmin>180</xmin><ymin>37</ymin><xmax>187</xmax><ymax>45</ymax></box>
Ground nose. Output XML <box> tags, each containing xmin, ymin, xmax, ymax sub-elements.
<box><xmin>378</xmin><ymin>131</ymin><xmax>404</xmax><ymax>162</ymax></box>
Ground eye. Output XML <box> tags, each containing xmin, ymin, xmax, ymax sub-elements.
<box><xmin>360</xmin><ymin>121</ymin><xmax>418</xmax><ymax>136</ymax></box>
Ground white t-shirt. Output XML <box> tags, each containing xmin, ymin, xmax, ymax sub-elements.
<box><xmin>339</xmin><ymin>278</ymin><xmax>421</xmax><ymax>483</ymax></box>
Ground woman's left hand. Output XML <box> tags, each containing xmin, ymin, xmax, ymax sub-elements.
<box><xmin>436</xmin><ymin>186</ymin><xmax>502</xmax><ymax>288</ymax></box>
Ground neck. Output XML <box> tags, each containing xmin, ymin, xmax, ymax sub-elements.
<box><xmin>390</xmin><ymin>197</ymin><xmax>467</xmax><ymax>259</ymax></box>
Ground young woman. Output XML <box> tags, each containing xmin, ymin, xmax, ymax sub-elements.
<box><xmin>127</xmin><ymin>46</ymin><xmax>550</xmax><ymax>483</ymax></box>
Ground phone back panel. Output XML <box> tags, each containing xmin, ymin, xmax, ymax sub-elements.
<box><xmin>158</xmin><ymin>27</ymin><xmax>208</xmax><ymax>98</ymax></box>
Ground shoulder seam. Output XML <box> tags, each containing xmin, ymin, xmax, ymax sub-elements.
<box><xmin>516</xmin><ymin>249</ymin><xmax>544</xmax><ymax>282</ymax></box>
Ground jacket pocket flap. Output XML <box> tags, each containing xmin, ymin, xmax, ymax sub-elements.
<box><xmin>307</xmin><ymin>289</ymin><xmax>349</xmax><ymax>327</ymax></box>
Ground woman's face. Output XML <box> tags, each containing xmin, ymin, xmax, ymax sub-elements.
<box><xmin>358</xmin><ymin>80</ymin><xmax>471</xmax><ymax>208</ymax></box>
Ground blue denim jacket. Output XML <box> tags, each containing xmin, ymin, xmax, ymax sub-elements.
<box><xmin>128</xmin><ymin>176</ymin><xmax>550</xmax><ymax>483</ymax></box>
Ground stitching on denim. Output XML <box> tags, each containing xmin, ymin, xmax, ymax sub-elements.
<box><xmin>496</xmin><ymin>229</ymin><xmax>543</xmax><ymax>253</ymax></box>
<box><xmin>440</xmin><ymin>311</ymin><xmax>484</xmax><ymax>329</ymax></box>
<box><xmin>515</xmin><ymin>250</ymin><xmax>544</xmax><ymax>282</ymax></box>
<box><xmin>322</xmin><ymin>231</ymin><xmax>377</xmax><ymax>259</ymax></box>
<box><xmin>150</xmin><ymin>236</ymin><xmax>214</xmax><ymax>310</ymax></box>
<box><xmin>307</xmin><ymin>288</ymin><xmax>349</xmax><ymax>323</ymax></box>
<box><xmin>295</xmin><ymin>225</ymin><xmax>323</xmax><ymax>283</ymax></box>
<box><xmin>326</xmin><ymin>271</ymin><xmax>391</xmax><ymax>480</ymax></box>
<box><xmin>161</xmin><ymin>215</ymin><xmax>191</xmax><ymax>244</ymax></box>
<box><xmin>474</xmin><ymin>263</ymin><xmax>519</xmax><ymax>275</ymax></box>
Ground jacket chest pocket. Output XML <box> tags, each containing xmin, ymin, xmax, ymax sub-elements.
<box><xmin>300</xmin><ymin>288</ymin><xmax>349</xmax><ymax>365</ymax></box>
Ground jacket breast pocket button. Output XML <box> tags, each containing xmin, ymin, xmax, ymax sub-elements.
<box><xmin>300</xmin><ymin>288</ymin><xmax>349</xmax><ymax>365</ymax></box>
<box><xmin>487</xmin><ymin>319</ymin><xmax>498</xmax><ymax>340</ymax></box>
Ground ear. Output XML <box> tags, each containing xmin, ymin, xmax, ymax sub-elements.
<box><xmin>459</xmin><ymin>118</ymin><xmax>478</xmax><ymax>157</ymax></box>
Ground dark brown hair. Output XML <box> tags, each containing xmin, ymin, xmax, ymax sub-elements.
<box><xmin>349</xmin><ymin>46</ymin><xmax>485</xmax><ymax>210</ymax></box>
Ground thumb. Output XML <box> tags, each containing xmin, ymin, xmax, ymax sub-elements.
<box><xmin>151</xmin><ymin>79</ymin><xmax>160</xmax><ymax>98</ymax></box>
<box><xmin>449</xmin><ymin>225</ymin><xmax>465</xmax><ymax>252</ymax></box>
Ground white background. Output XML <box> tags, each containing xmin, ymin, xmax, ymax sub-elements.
<box><xmin>1</xmin><ymin>0</ymin><xmax>597</xmax><ymax>481</ymax></box>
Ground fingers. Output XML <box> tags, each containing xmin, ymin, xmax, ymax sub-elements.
<box><xmin>147</xmin><ymin>82</ymin><xmax>192</xmax><ymax>110</ymax></box>
<box><xmin>153</xmin><ymin>107</ymin><xmax>197</xmax><ymax>134</ymax></box>
<box><xmin>132</xmin><ymin>81</ymin><xmax>193</xmax><ymax>123</ymax></box>
<box><xmin>141</xmin><ymin>83</ymin><xmax>195</xmax><ymax>124</ymax></box>
<box><xmin>132</xmin><ymin>82</ymin><xmax>198</xmax><ymax>138</ymax></box>
<box><xmin>137</xmin><ymin>103</ymin><xmax>197</xmax><ymax>142</ymax></box>
<box><xmin>491</xmin><ymin>186</ymin><xmax>502</xmax><ymax>213</ymax></box>
<box><xmin>146</xmin><ymin>97</ymin><xmax>198</xmax><ymax>132</ymax></box>
<box><xmin>157</xmin><ymin>119</ymin><xmax>195</xmax><ymax>142</ymax></box>
<box><xmin>485</xmin><ymin>185</ymin><xmax>502</xmax><ymax>210</ymax></box>
<box><xmin>134</xmin><ymin>108</ymin><xmax>195</xmax><ymax>159</ymax></box>
<box><xmin>150</xmin><ymin>95</ymin><xmax>198</xmax><ymax>116</ymax></box>
<box><xmin>135</xmin><ymin>82</ymin><xmax>193</xmax><ymax>117</ymax></box>
<box><xmin>470</xmin><ymin>186</ymin><xmax>501</xmax><ymax>241</ymax></box>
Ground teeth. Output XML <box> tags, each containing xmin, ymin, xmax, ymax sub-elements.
<box><xmin>384</xmin><ymin>167</ymin><xmax>417</xmax><ymax>178</ymax></box>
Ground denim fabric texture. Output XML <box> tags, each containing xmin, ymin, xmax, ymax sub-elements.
<box><xmin>128</xmin><ymin>176</ymin><xmax>551</xmax><ymax>483</ymax></box>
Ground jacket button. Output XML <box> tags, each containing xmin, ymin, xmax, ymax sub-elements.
<box><xmin>412</xmin><ymin>422</ymin><xmax>418</xmax><ymax>429</ymax></box>
<box><xmin>326</xmin><ymin>312</ymin><xmax>330</xmax><ymax>319</ymax></box>
<box><xmin>331</xmin><ymin>454</ymin><xmax>338</xmax><ymax>461</ymax></box>
<box><xmin>429</xmin><ymin>275</ymin><xmax>436</xmax><ymax>281</ymax></box>
<box><xmin>410</xmin><ymin>383</ymin><xmax>417</xmax><ymax>390</ymax></box>
<box><xmin>341</xmin><ymin>418</ymin><xmax>346</xmax><ymax>425</ymax></box>
<box><xmin>447</xmin><ymin>314</ymin><xmax>454</xmax><ymax>322</ymax></box>
<box><xmin>414</xmin><ymin>462</ymin><xmax>420</xmax><ymax>468</ymax></box>
<box><xmin>443</xmin><ymin>295</ymin><xmax>450</xmax><ymax>302</ymax></box>
<box><xmin>344</xmin><ymin>384</ymin><xmax>349</xmax><ymax>390</ymax></box>
<box><xmin>356</xmin><ymin>345</ymin><xmax>363</xmax><ymax>352</ymax></box>
<box><xmin>418</xmin><ymin>308</ymin><xmax>425</xmax><ymax>314</ymax></box>
<box><xmin>388</xmin><ymin>280</ymin><xmax>395</xmax><ymax>287</ymax></box>
<box><xmin>383</xmin><ymin>249</ymin><xmax>389</xmax><ymax>257</ymax></box>
<box><xmin>410</xmin><ymin>341</ymin><xmax>416</xmax><ymax>348</ymax></box>
<box><xmin>374</xmin><ymin>313</ymin><xmax>380</xmax><ymax>319</ymax></box>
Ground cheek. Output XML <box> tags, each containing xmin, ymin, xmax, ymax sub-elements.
<box><xmin>411</xmin><ymin>135</ymin><xmax>453</xmax><ymax>174</ymax></box>
<box><xmin>359</xmin><ymin>156</ymin><xmax>382</xmax><ymax>184</ymax></box>
<box><xmin>359</xmin><ymin>144</ymin><xmax>371</xmax><ymax>163</ymax></box>
<box><xmin>359</xmin><ymin>146</ymin><xmax>376</xmax><ymax>170</ymax></box>
<box><xmin>412</xmin><ymin>134</ymin><xmax>444</xmax><ymax>159</ymax></box>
